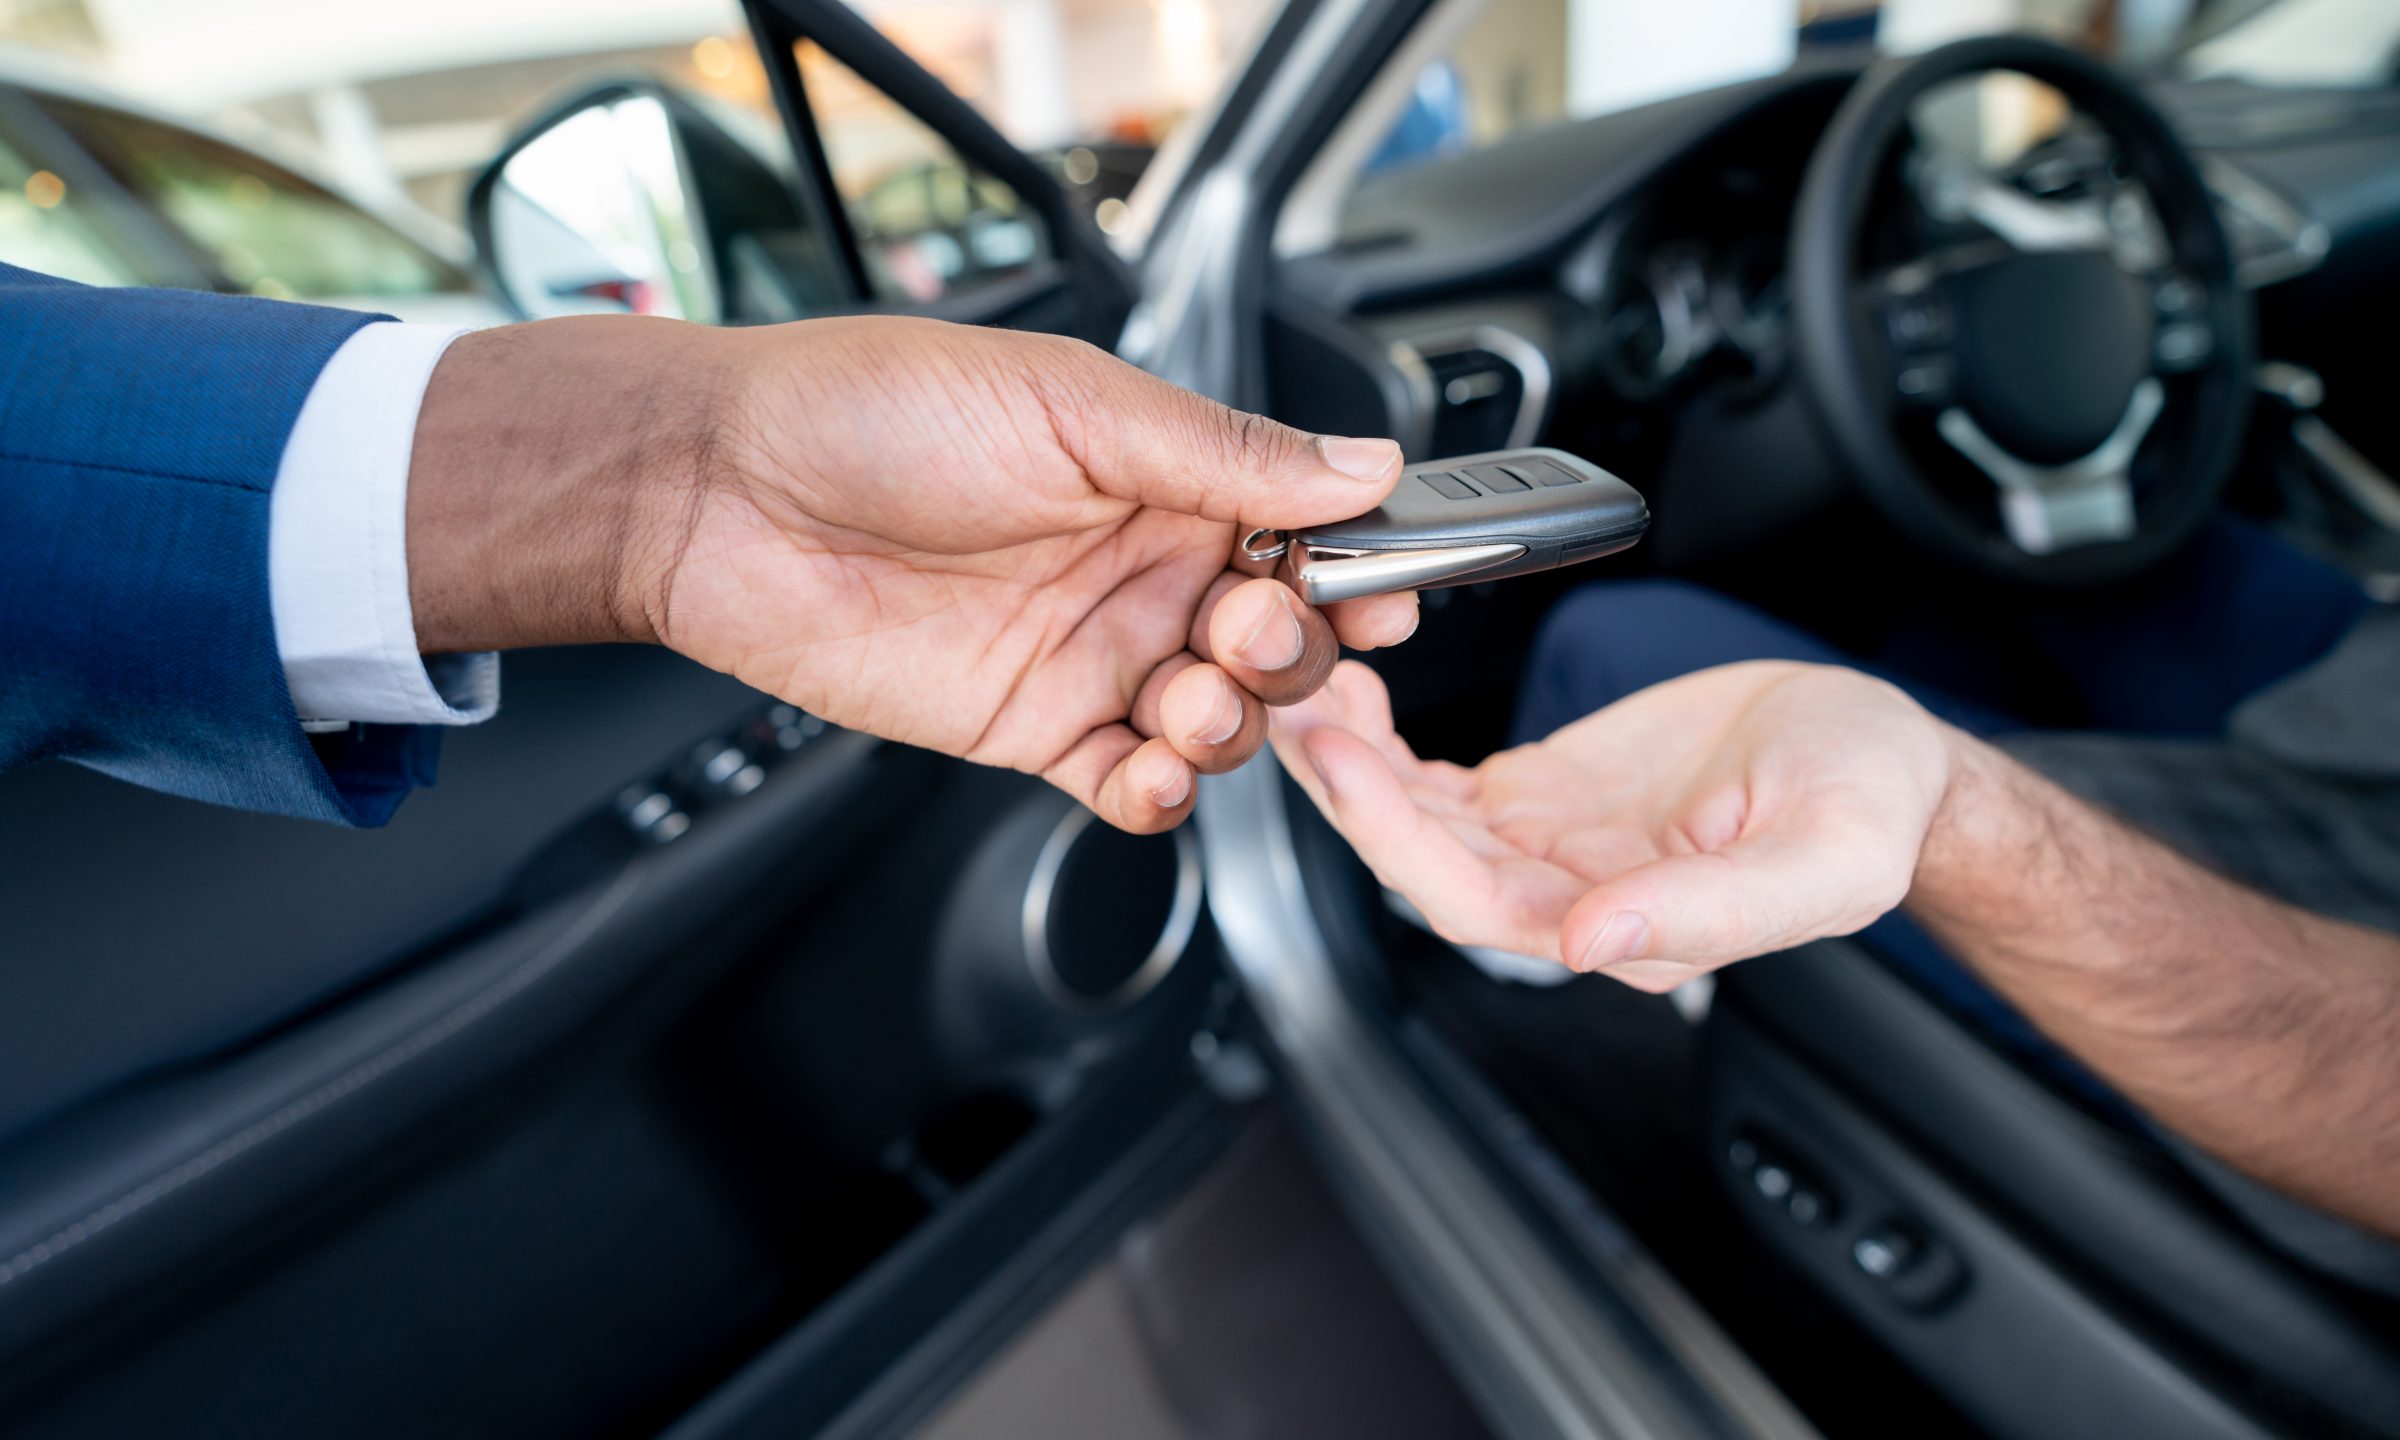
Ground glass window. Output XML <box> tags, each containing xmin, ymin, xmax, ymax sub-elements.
<box><xmin>1359</xmin><ymin>0</ymin><xmax>2393</xmax><ymax>184</ymax></box>
<box><xmin>0</xmin><ymin>0</ymin><xmax>1293</xmax><ymax>273</ymax></box>
<box><xmin>0</xmin><ymin>0</ymin><xmax>1303</xmax><ymax>299</ymax></box>
<box><xmin>798</xmin><ymin>41</ymin><xmax>1049</xmax><ymax>304</ymax></box>
<box><xmin>0</xmin><ymin>132</ymin><xmax>137</xmax><ymax>286</ymax></box>
<box><xmin>1361</xmin><ymin>0</ymin><xmax>1823</xmax><ymax>177</ymax></box>
<box><xmin>2186</xmin><ymin>0</ymin><xmax>2400</xmax><ymax>88</ymax></box>
<box><xmin>29</xmin><ymin>95</ymin><xmax>473</xmax><ymax>301</ymax></box>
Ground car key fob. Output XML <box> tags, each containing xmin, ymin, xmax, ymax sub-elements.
<box><xmin>1246</xmin><ymin>447</ymin><xmax>1649</xmax><ymax>605</ymax></box>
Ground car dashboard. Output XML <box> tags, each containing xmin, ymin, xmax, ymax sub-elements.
<box><xmin>1271</xmin><ymin>57</ymin><xmax>2397</xmax><ymax>521</ymax></box>
<box><xmin>1252</xmin><ymin>58</ymin><xmax>2400</xmax><ymax>754</ymax></box>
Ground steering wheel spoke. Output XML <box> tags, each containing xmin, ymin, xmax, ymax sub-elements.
<box><xmin>1921</xmin><ymin>154</ymin><xmax>2112</xmax><ymax>254</ymax></box>
<box><xmin>1937</xmin><ymin>377</ymin><xmax>2162</xmax><ymax>554</ymax></box>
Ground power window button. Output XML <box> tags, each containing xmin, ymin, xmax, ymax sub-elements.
<box><xmin>1852</xmin><ymin>1219</ymin><xmax>1966</xmax><ymax>1310</ymax></box>
<box><xmin>1730</xmin><ymin>1131</ymin><xmax>1837</xmax><ymax>1228</ymax></box>
<box><xmin>1753</xmin><ymin>1163</ymin><xmax>1795</xmax><ymax>1204</ymax></box>
<box><xmin>1852</xmin><ymin>1228</ymin><xmax>1917</xmax><ymax>1279</ymax></box>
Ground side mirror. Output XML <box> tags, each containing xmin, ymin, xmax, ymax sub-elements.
<box><xmin>467</xmin><ymin>77</ymin><xmax>845</xmax><ymax>324</ymax></box>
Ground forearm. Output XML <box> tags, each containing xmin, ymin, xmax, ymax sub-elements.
<box><xmin>1907</xmin><ymin>732</ymin><xmax>2400</xmax><ymax>1235</ymax></box>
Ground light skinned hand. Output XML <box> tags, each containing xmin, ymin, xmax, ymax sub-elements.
<box><xmin>1269</xmin><ymin>659</ymin><xmax>1956</xmax><ymax>989</ymax></box>
<box><xmin>407</xmin><ymin>315</ymin><xmax>1421</xmax><ymax>832</ymax></box>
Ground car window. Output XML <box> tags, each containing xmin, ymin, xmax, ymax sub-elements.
<box><xmin>1359</xmin><ymin>0</ymin><xmax>2386</xmax><ymax>184</ymax></box>
<box><xmin>2187</xmin><ymin>0</ymin><xmax>2400</xmax><ymax>87</ymax></box>
<box><xmin>2</xmin><ymin>0</ymin><xmax>1298</xmax><ymax>293</ymax></box>
<box><xmin>27</xmin><ymin>94</ymin><xmax>473</xmax><ymax>300</ymax></box>
<box><xmin>1358</xmin><ymin>0</ymin><xmax>1810</xmax><ymax>178</ymax></box>
<box><xmin>797</xmin><ymin>41</ymin><xmax>1049</xmax><ymax>305</ymax></box>
<box><xmin>0</xmin><ymin>130</ymin><xmax>137</xmax><ymax>286</ymax></box>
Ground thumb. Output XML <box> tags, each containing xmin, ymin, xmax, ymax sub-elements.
<box><xmin>1558</xmin><ymin>823</ymin><xmax>1912</xmax><ymax>982</ymax></box>
<box><xmin>1048</xmin><ymin>347</ymin><xmax>1403</xmax><ymax>529</ymax></box>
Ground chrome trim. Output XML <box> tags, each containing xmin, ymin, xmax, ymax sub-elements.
<box><xmin>1955</xmin><ymin>175</ymin><xmax>2114</xmax><ymax>254</ymax></box>
<box><xmin>1285</xmin><ymin>540</ymin><xmax>1526</xmax><ymax>605</ymax></box>
<box><xmin>1937</xmin><ymin>377</ymin><xmax>2163</xmax><ymax>555</ymax></box>
<box><xmin>2201</xmin><ymin>157</ymin><xmax>2331</xmax><ymax>290</ymax></box>
<box><xmin>1387</xmin><ymin>340</ymin><xmax>1442</xmax><ymax>456</ymax></box>
<box><xmin>1119</xmin><ymin>0</ymin><xmax>1391</xmax><ymax>391</ymax></box>
<box><xmin>1390</xmin><ymin>324</ymin><xmax>1555</xmax><ymax>452</ymax></box>
<box><xmin>1196</xmin><ymin>762</ymin><xmax>1821</xmax><ymax>1440</ymax></box>
<box><xmin>2295</xmin><ymin>414</ymin><xmax>2400</xmax><ymax>535</ymax></box>
<box><xmin>2264</xmin><ymin>362</ymin><xmax>2400</xmax><ymax>536</ymax></box>
<box><xmin>1021</xmin><ymin>805</ymin><xmax>1204</xmax><ymax>1016</ymax></box>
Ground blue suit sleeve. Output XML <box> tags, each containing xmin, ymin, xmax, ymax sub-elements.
<box><xmin>0</xmin><ymin>262</ymin><xmax>437</xmax><ymax>826</ymax></box>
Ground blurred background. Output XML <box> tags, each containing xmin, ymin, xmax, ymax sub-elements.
<box><xmin>0</xmin><ymin>0</ymin><xmax>1276</xmax><ymax>238</ymax></box>
<box><xmin>0</xmin><ymin>0</ymin><xmax>2375</xmax><ymax>305</ymax></box>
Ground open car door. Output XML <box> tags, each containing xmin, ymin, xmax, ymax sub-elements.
<box><xmin>0</xmin><ymin>8</ymin><xmax>1258</xmax><ymax>1438</ymax></box>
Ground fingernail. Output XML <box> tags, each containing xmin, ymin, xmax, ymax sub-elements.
<box><xmin>1196</xmin><ymin>676</ymin><xmax>1243</xmax><ymax>744</ymax></box>
<box><xmin>1150</xmin><ymin>766</ymin><xmax>1192</xmax><ymax>808</ymax></box>
<box><xmin>1575</xmin><ymin>912</ymin><xmax>1649</xmax><ymax>971</ymax></box>
<box><xmin>1391</xmin><ymin>606</ymin><xmax>1420</xmax><ymax>646</ymax></box>
<box><xmin>1319</xmin><ymin>436</ymin><xmax>1401</xmax><ymax>483</ymax></box>
<box><xmin>1237</xmin><ymin>591</ymin><xmax>1305</xmax><ymax>670</ymax></box>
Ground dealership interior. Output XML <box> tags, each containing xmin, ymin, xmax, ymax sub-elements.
<box><xmin>8</xmin><ymin>0</ymin><xmax>2329</xmax><ymax>250</ymax></box>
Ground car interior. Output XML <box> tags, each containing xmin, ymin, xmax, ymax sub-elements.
<box><xmin>1247</xmin><ymin>16</ymin><xmax>2400</xmax><ymax>1440</ymax></box>
<box><xmin>3</xmin><ymin>0</ymin><xmax>2397</xmax><ymax>1437</ymax></box>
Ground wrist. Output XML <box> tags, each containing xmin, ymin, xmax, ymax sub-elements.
<box><xmin>1908</xmin><ymin>726</ymin><xmax>2123</xmax><ymax>977</ymax></box>
<box><xmin>1912</xmin><ymin>728</ymin><xmax>2023</xmax><ymax>923</ymax></box>
<box><xmin>1915</xmin><ymin>725</ymin><xmax>2002</xmax><ymax>886</ymax></box>
<box><xmin>405</xmin><ymin>317</ymin><xmax>733</xmax><ymax>654</ymax></box>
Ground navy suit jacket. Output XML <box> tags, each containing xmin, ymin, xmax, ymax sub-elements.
<box><xmin>1</xmin><ymin>262</ymin><xmax>435</xmax><ymax>825</ymax></box>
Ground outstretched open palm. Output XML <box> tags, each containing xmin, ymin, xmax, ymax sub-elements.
<box><xmin>1270</xmin><ymin>659</ymin><xmax>1953</xmax><ymax>988</ymax></box>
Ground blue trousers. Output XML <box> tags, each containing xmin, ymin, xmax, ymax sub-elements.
<box><xmin>1511</xmin><ymin>518</ymin><xmax>2369</xmax><ymax>1101</ymax></box>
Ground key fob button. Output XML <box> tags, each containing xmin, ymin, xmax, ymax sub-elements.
<box><xmin>1419</xmin><ymin>470</ymin><xmax>1479</xmax><ymax>500</ymax></box>
<box><xmin>1526</xmin><ymin>458</ymin><xmax>1585</xmax><ymax>487</ymax></box>
<box><xmin>1464</xmin><ymin>463</ymin><xmax>1531</xmax><ymax>492</ymax></box>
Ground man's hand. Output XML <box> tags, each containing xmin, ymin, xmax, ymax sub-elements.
<box><xmin>1270</xmin><ymin>659</ymin><xmax>1953</xmax><ymax>989</ymax></box>
<box><xmin>405</xmin><ymin>315</ymin><xmax>1419</xmax><ymax>831</ymax></box>
<box><xmin>1278</xmin><ymin>657</ymin><xmax>2400</xmax><ymax>1234</ymax></box>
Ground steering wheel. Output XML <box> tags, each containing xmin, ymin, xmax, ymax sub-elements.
<box><xmin>1790</xmin><ymin>35</ymin><xmax>2254</xmax><ymax>586</ymax></box>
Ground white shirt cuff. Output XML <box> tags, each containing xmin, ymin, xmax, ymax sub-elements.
<box><xmin>269</xmin><ymin>321</ymin><xmax>499</xmax><ymax>730</ymax></box>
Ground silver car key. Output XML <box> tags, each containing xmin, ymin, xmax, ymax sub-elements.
<box><xmin>1244</xmin><ymin>447</ymin><xmax>1649</xmax><ymax>605</ymax></box>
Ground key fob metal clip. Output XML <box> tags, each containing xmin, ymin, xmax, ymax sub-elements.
<box><xmin>1245</xmin><ymin>447</ymin><xmax>1649</xmax><ymax>605</ymax></box>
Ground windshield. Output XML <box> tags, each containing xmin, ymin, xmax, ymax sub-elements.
<box><xmin>1363</xmin><ymin>0</ymin><xmax>2393</xmax><ymax>180</ymax></box>
<box><xmin>28</xmin><ymin>93</ymin><xmax>475</xmax><ymax>299</ymax></box>
<box><xmin>2184</xmin><ymin>0</ymin><xmax>2400</xmax><ymax>86</ymax></box>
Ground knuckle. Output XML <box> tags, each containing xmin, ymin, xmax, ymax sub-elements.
<box><xmin>1191</xmin><ymin>393</ymin><xmax>1303</xmax><ymax>475</ymax></box>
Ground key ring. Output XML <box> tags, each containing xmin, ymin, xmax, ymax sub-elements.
<box><xmin>1240</xmin><ymin>527</ymin><xmax>1289</xmax><ymax>563</ymax></box>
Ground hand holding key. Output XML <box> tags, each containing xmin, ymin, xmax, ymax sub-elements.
<box><xmin>406</xmin><ymin>313</ymin><xmax>1421</xmax><ymax>832</ymax></box>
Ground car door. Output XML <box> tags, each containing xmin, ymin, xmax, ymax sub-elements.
<box><xmin>0</xmin><ymin>10</ymin><xmax>1221</xmax><ymax>1438</ymax></box>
